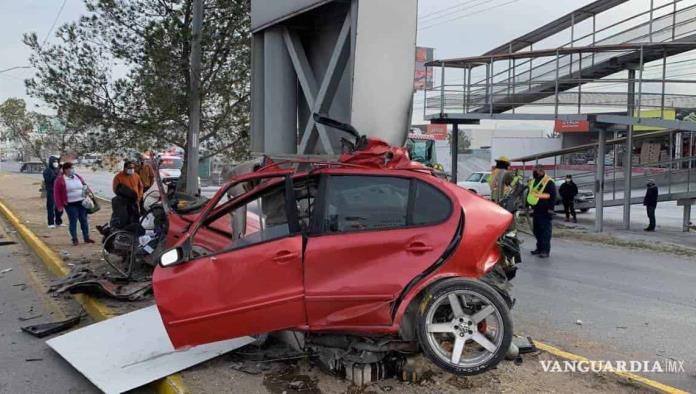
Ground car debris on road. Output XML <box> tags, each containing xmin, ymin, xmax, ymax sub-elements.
<box><xmin>22</xmin><ymin>315</ymin><xmax>82</xmax><ymax>338</ymax></box>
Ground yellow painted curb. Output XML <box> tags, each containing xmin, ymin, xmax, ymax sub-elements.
<box><xmin>0</xmin><ymin>197</ymin><xmax>188</xmax><ymax>394</ymax></box>
<box><xmin>534</xmin><ymin>340</ymin><xmax>689</xmax><ymax>394</ymax></box>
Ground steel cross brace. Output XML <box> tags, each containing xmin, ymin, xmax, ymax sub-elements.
<box><xmin>282</xmin><ymin>13</ymin><xmax>352</xmax><ymax>154</ymax></box>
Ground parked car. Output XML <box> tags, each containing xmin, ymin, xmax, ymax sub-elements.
<box><xmin>553</xmin><ymin>179</ymin><xmax>594</xmax><ymax>213</ymax></box>
<box><xmin>151</xmin><ymin>131</ymin><xmax>521</xmax><ymax>376</ymax></box>
<box><xmin>79</xmin><ymin>153</ymin><xmax>103</xmax><ymax>166</ymax></box>
<box><xmin>157</xmin><ymin>155</ymin><xmax>184</xmax><ymax>185</ymax></box>
<box><xmin>20</xmin><ymin>161</ymin><xmax>44</xmax><ymax>174</ymax></box>
<box><xmin>457</xmin><ymin>171</ymin><xmax>491</xmax><ymax>196</ymax></box>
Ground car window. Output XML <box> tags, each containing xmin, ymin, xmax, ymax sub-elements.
<box><xmin>204</xmin><ymin>185</ymin><xmax>289</xmax><ymax>252</ymax></box>
<box><xmin>411</xmin><ymin>180</ymin><xmax>452</xmax><ymax>225</ymax></box>
<box><xmin>465</xmin><ymin>173</ymin><xmax>482</xmax><ymax>182</ymax></box>
<box><xmin>322</xmin><ymin>176</ymin><xmax>409</xmax><ymax>232</ymax></box>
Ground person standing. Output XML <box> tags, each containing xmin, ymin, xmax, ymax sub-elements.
<box><xmin>135</xmin><ymin>156</ymin><xmax>155</xmax><ymax>193</ymax></box>
<box><xmin>489</xmin><ymin>156</ymin><xmax>515</xmax><ymax>203</ymax></box>
<box><xmin>528</xmin><ymin>166</ymin><xmax>557</xmax><ymax>258</ymax></box>
<box><xmin>113</xmin><ymin>160</ymin><xmax>144</xmax><ymax>220</ymax></box>
<box><xmin>113</xmin><ymin>160</ymin><xmax>144</xmax><ymax>202</ymax></box>
<box><xmin>559</xmin><ymin>174</ymin><xmax>579</xmax><ymax>223</ymax></box>
<box><xmin>43</xmin><ymin>156</ymin><xmax>63</xmax><ymax>228</ymax></box>
<box><xmin>53</xmin><ymin>162</ymin><xmax>95</xmax><ymax>245</ymax></box>
<box><xmin>643</xmin><ymin>179</ymin><xmax>658</xmax><ymax>232</ymax></box>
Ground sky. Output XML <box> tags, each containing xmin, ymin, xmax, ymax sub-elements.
<box><xmin>0</xmin><ymin>0</ymin><xmax>87</xmax><ymax>111</ymax></box>
<box><xmin>1</xmin><ymin>0</ymin><xmax>693</xmax><ymax>131</ymax></box>
<box><xmin>0</xmin><ymin>0</ymin><xmax>606</xmax><ymax>110</ymax></box>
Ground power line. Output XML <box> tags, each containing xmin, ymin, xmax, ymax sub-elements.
<box><xmin>419</xmin><ymin>0</ymin><xmax>488</xmax><ymax>23</ymax></box>
<box><xmin>0</xmin><ymin>66</ymin><xmax>31</xmax><ymax>74</ymax></box>
<box><xmin>419</xmin><ymin>0</ymin><xmax>524</xmax><ymax>31</ymax></box>
<box><xmin>42</xmin><ymin>0</ymin><xmax>69</xmax><ymax>47</ymax></box>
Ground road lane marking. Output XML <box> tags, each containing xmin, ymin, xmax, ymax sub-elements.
<box><xmin>0</xmin><ymin>197</ymin><xmax>189</xmax><ymax>394</ymax></box>
<box><xmin>534</xmin><ymin>340</ymin><xmax>690</xmax><ymax>394</ymax></box>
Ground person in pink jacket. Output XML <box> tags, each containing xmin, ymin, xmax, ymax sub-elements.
<box><xmin>53</xmin><ymin>162</ymin><xmax>95</xmax><ymax>245</ymax></box>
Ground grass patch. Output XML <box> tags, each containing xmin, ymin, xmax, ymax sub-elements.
<box><xmin>554</xmin><ymin>227</ymin><xmax>696</xmax><ymax>258</ymax></box>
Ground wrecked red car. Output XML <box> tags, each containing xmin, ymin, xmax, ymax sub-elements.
<box><xmin>152</xmin><ymin>119</ymin><xmax>521</xmax><ymax>376</ymax></box>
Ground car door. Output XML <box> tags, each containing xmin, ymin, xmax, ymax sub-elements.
<box><xmin>303</xmin><ymin>171</ymin><xmax>459</xmax><ymax>328</ymax></box>
<box><xmin>153</xmin><ymin>175</ymin><xmax>306</xmax><ymax>348</ymax></box>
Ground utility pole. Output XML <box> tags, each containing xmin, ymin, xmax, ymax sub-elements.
<box><xmin>185</xmin><ymin>0</ymin><xmax>203</xmax><ymax>195</ymax></box>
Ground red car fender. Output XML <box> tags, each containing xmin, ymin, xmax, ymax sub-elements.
<box><xmin>391</xmin><ymin>182</ymin><xmax>511</xmax><ymax>327</ymax></box>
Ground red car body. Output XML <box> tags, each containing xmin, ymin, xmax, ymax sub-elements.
<box><xmin>153</xmin><ymin>139</ymin><xmax>513</xmax><ymax>350</ymax></box>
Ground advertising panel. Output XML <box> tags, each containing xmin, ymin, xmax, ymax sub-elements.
<box><xmin>414</xmin><ymin>47</ymin><xmax>434</xmax><ymax>91</ymax></box>
<box><xmin>554</xmin><ymin>119</ymin><xmax>590</xmax><ymax>133</ymax></box>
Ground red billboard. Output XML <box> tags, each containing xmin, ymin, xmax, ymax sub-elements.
<box><xmin>554</xmin><ymin>119</ymin><xmax>590</xmax><ymax>133</ymax></box>
<box><xmin>426</xmin><ymin>123</ymin><xmax>447</xmax><ymax>140</ymax></box>
<box><xmin>414</xmin><ymin>47</ymin><xmax>434</xmax><ymax>91</ymax></box>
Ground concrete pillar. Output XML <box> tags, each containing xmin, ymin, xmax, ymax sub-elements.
<box><xmin>250</xmin><ymin>33</ymin><xmax>265</xmax><ymax>153</ymax></box>
<box><xmin>683</xmin><ymin>204</ymin><xmax>691</xmax><ymax>232</ymax></box>
<box><xmin>595</xmin><ymin>128</ymin><xmax>606</xmax><ymax>233</ymax></box>
<box><xmin>263</xmin><ymin>26</ymin><xmax>297</xmax><ymax>154</ymax></box>
<box><xmin>451</xmin><ymin>123</ymin><xmax>459</xmax><ymax>184</ymax></box>
<box><xmin>624</xmin><ymin>68</ymin><xmax>636</xmax><ymax>230</ymax></box>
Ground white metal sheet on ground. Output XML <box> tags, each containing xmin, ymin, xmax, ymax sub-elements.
<box><xmin>47</xmin><ymin>306</ymin><xmax>254</xmax><ymax>394</ymax></box>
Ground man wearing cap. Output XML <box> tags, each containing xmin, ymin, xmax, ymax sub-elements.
<box><xmin>528</xmin><ymin>166</ymin><xmax>556</xmax><ymax>258</ymax></box>
<box><xmin>643</xmin><ymin>179</ymin><xmax>658</xmax><ymax>231</ymax></box>
<box><xmin>489</xmin><ymin>156</ymin><xmax>516</xmax><ymax>204</ymax></box>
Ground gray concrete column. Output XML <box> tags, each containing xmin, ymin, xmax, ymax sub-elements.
<box><xmin>250</xmin><ymin>33</ymin><xmax>265</xmax><ymax>153</ymax></box>
<box><xmin>264</xmin><ymin>26</ymin><xmax>297</xmax><ymax>154</ymax></box>
<box><xmin>595</xmin><ymin>128</ymin><xmax>606</xmax><ymax>233</ymax></box>
<box><xmin>624</xmin><ymin>68</ymin><xmax>636</xmax><ymax>230</ymax></box>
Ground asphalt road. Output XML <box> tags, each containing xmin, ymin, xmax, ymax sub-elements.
<box><xmin>0</xmin><ymin>218</ymin><xmax>99</xmax><ymax>393</ymax></box>
<box><xmin>512</xmin><ymin>236</ymin><xmax>696</xmax><ymax>391</ymax></box>
<box><xmin>4</xmin><ymin>161</ymin><xmax>696</xmax><ymax>390</ymax></box>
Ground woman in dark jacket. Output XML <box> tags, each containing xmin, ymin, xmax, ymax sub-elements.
<box><xmin>43</xmin><ymin>156</ymin><xmax>63</xmax><ymax>228</ymax></box>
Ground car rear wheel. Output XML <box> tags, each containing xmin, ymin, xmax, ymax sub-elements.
<box><xmin>416</xmin><ymin>279</ymin><xmax>512</xmax><ymax>375</ymax></box>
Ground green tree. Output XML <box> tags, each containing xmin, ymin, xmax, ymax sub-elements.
<box><xmin>0</xmin><ymin>98</ymin><xmax>87</xmax><ymax>164</ymax></box>
<box><xmin>448</xmin><ymin>130</ymin><xmax>472</xmax><ymax>153</ymax></box>
<box><xmin>24</xmin><ymin>0</ymin><xmax>251</xmax><ymax>164</ymax></box>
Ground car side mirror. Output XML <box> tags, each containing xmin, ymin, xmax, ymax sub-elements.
<box><xmin>159</xmin><ymin>248</ymin><xmax>184</xmax><ymax>267</ymax></box>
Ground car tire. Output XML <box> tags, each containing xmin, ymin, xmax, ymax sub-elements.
<box><xmin>580</xmin><ymin>208</ymin><xmax>589</xmax><ymax>213</ymax></box>
<box><xmin>416</xmin><ymin>278</ymin><xmax>512</xmax><ymax>376</ymax></box>
<box><xmin>468</xmin><ymin>189</ymin><xmax>478</xmax><ymax>194</ymax></box>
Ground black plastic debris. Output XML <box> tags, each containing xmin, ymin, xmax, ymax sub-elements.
<box><xmin>514</xmin><ymin>336</ymin><xmax>537</xmax><ymax>354</ymax></box>
<box><xmin>21</xmin><ymin>316</ymin><xmax>82</xmax><ymax>338</ymax></box>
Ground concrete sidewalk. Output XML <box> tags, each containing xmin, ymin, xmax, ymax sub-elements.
<box><xmin>558</xmin><ymin>213</ymin><xmax>696</xmax><ymax>255</ymax></box>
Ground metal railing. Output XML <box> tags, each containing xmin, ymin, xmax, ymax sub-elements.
<box><xmin>424</xmin><ymin>0</ymin><xmax>696</xmax><ymax>119</ymax></box>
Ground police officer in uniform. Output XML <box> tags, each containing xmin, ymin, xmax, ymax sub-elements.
<box><xmin>528</xmin><ymin>166</ymin><xmax>556</xmax><ymax>258</ymax></box>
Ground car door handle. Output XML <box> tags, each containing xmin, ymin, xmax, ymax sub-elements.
<box><xmin>406</xmin><ymin>242</ymin><xmax>434</xmax><ymax>254</ymax></box>
<box><xmin>272</xmin><ymin>251</ymin><xmax>299</xmax><ymax>263</ymax></box>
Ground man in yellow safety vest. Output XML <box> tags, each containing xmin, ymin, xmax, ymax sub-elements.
<box><xmin>527</xmin><ymin>166</ymin><xmax>556</xmax><ymax>258</ymax></box>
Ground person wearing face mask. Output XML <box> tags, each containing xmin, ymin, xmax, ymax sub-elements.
<box><xmin>112</xmin><ymin>160</ymin><xmax>144</xmax><ymax>212</ymax></box>
<box><xmin>135</xmin><ymin>155</ymin><xmax>155</xmax><ymax>193</ymax></box>
<box><xmin>53</xmin><ymin>162</ymin><xmax>95</xmax><ymax>245</ymax></box>
<box><xmin>43</xmin><ymin>156</ymin><xmax>63</xmax><ymax>228</ymax></box>
<box><xmin>527</xmin><ymin>166</ymin><xmax>556</xmax><ymax>258</ymax></box>
<box><xmin>558</xmin><ymin>174</ymin><xmax>578</xmax><ymax>223</ymax></box>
